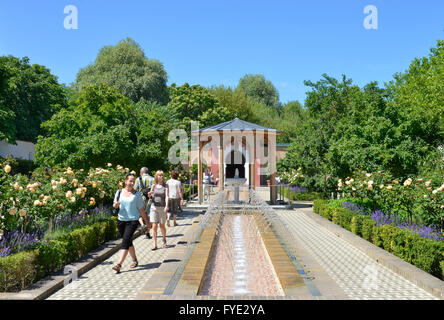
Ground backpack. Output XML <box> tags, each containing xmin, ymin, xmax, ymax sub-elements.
<box><xmin>139</xmin><ymin>176</ymin><xmax>150</xmax><ymax>198</ymax></box>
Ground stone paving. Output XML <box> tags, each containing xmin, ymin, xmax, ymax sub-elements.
<box><xmin>46</xmin><ymin>210</ymin><xmax>201</xmax><ymax>300</ymax></box>
<box><xmin>276</xmin><ymin>210</ymin><xmax>438</xmax><ymax>300</ymax></box>
<box><xmin>45</xmin><ymin>206</ymin><xmax>439</xmax><ymax>300</ymax></box>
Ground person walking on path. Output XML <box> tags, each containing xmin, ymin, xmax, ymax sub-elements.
<box><xmin>203</xmin><ymin>169</ymin><xmax>211</xmax><ymax>202</ymax></box>
<box><xmin>112</xmin><ymin>173</ymin><xmax>150</xmax><ymax>273</ymax></box>
<box><xmin>166</xmin><ymin>169</ymin><xmax>183</xmax><ymax>227</ymax></box>
<box><xmin>148</xmin><ymin>170</ymin><xmax>169</xmax><ymax>250</ymax></box>
<box><xmin>135</xmin><ymin>167</ymin><xmax>154</xmax><ymax>239</ymax></box>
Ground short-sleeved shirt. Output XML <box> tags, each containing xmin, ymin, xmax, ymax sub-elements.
<box><xmin>166</xmin><ymin>179</ymin><xmax>181</xmax><ymax>199</ymax></box>
<box><xmin>114</xmin><ymin>189</ymin><xmax>144</xmax><ymax>221</ymax></box>
<box><xmin>135</xmin><ymin>174</ymin><xmax>154</xmax><ymax>200</ymax></box>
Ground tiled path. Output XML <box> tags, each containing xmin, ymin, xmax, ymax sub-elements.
<box><xmin>276</xmin><ymin>210</ymin><xmax>438</xmax><ymax>300</ymax></box>
<box><xmin>46</xmin><ymin>207</ymin><xmax>439</xmax><ymax>300</ymax></box>
<box><xmin>46</xmin><ymin>211</ymin><xmax>200</xmax><ymax>300</ymax></box>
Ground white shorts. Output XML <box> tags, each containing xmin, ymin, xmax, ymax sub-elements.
<box><xmin>150</xmin><ymin>206</ymin><xmax>167</xmax><ymax>224</ymax></box>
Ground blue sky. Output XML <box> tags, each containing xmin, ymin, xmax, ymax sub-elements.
<box><xmin>0</xmin><ymin>0</ymin><xmax>443</xmax><ymax>105</ymax></box>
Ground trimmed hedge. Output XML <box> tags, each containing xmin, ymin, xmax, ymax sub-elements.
<box><xmin>279</xmin><ymin>187</ymin><xmax>325</xmax><ymax>201</ymax></box>
<box><xmin>0</xmin><ymin>217</ymin><xmax>119</xmax><ymax>292</ymax></box>
<box><xmin>313</xmin><ymin>200</ymin><xmax>444</xmax><ymax>280</ymax></box>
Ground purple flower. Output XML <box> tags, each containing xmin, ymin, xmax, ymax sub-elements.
<box><xmin>340</xmin><ymin>201</ymin><xmax>444</xmax><ymax>241</ymax></box>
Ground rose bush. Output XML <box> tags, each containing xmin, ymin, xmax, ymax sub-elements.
<box><xmin>0</xmin><ymin>161</ymin><xmax>129</xmax><ymax>237</ymax></box>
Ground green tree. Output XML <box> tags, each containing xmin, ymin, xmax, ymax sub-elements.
<box><xmin>0</xmin><ymin>56</ymin><xmax>68</xmax><ymax>143</ymax></box>
<box><xmin>210</xmin><ymin>85</ymin><xmax>253</xmax><ymax>120</ymax></box>
<box><xmin>387</xmin><ymin>39</ymin><xmax>444</xmax><ymax>147</ymax></box>
<box><xmin>75</xmin><ymin>38</ymin><xmax>168</xmax><ymax>105</ymax></box>
<box><xmin>237</xmin><ymin>74</ymin><xmax>279</xmax><ymax>107</ymax></box>
<box><xmin>35</xmin><ymin>84</ymin><xmax>171</xmax><ymax>170</ymax></box>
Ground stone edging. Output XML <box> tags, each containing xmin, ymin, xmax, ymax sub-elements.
<box><xmin>0</xmin><ymin>229</ymin><xmax>143</xmax><ymax>300</ymax></box>
<box><xmin>301</xmin><ymin>208</ymin><xmax>444</xmax><ymax>300</ymax></box>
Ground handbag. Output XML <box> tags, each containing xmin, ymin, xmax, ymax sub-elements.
<box><xmin>112</xmin><ymin>189</ymin><xmax>122</xmax><ymax>216</ymax></box>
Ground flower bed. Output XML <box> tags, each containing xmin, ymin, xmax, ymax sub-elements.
<box><xmin>313</xmin><ymin>199</ymin><xmax>444</xmax><ymax>280</ymax></box>
<box><xmin>0</xmin><ymin>216</ymin><xmax>119</xmax><ymax>292</ymax></box>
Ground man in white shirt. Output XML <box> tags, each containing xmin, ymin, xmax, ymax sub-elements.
<box><xmin>166</xmin><ymin>169</ymin><xmax>183</xmax><ymax>227</ymax></box>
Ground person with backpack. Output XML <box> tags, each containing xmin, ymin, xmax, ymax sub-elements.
<box><xmin>166</xmin><ymin>169</ymin><xmax>183</xmax><ymax>227</ymax></box>
<box><xmin>147</xmin><ymin>170</ymin><xmax>169</xmax><ymax>250</ymax></box>
<box><xmin>135</xmin><ymin>167</ymin><xmax>154</xmax><ymax>239</ymax></box>
<box><xmin>112</xmin><ymin>173</ymin><xmax>149</xmax><ymax>273</ymax></box>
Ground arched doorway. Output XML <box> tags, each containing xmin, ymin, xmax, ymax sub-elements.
<box><xmin>225</xmin><ymin>150</ymin><xmax>246</xmax><ymax>179</ymax></box>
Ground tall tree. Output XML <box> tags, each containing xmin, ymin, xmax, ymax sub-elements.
<box><xmin>236</xmin><ymin>74</ymin><xmax>279</xmax><ymax>107</ymax></box>
<box><xmin>35</xmin><ymin>84</ymin><xmax>171</xmax><ymax>170</ymax></box>
<box><xmin>75</xmin><ymin>38</ymin><xmax>169</xmax><ymax>105</ymax></box>
<box><xmin>0</xmin><ymin>56</ymin><xmax>68</xmax><ymax>143</ymax></box>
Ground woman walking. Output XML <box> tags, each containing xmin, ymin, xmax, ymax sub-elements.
<box><xmin>166</xmin><ymin>169</ymin><xmax>183</xmax><ymax>227</ymax></box>
<box><xmin>148</xmin><ymin>170</ymin><xmax>169</xmax><ymax>250</ymax></box>
<box><xmin>112</xmin><ymin>173</ymin><xmax>150</xmax><ymax>273</ymax></box>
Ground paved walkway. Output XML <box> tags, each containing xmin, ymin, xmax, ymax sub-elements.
<box><xmin>276</xmin><ymin>210</ymin><xmax>438</xmax><ymax>300</ymax></box>
<box><xmin>46</xmin><ymin>211</ymin><xmax>201</xmax><ymax>300</ymax></box>
<box><xmin>45</xmin><ymin>206</ymin><xmax>439</xmax><ymax>300</ymax></box>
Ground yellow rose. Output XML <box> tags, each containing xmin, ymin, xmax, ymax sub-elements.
<box><xmin>29</xmin><ymin>187</ymin><xmax>35</xmax><ymax>193</ymax></box>
<box><xmin>107</xmin><ymin>163</ymin><xmax>112</xmax><ymax>167</ymax></box>
<box><xmin>425</xmin><ymin>180</ymin><xmax>431</xmax><ymax>187</ymax></box>
<box><xmin>99</xmin><ymin>191</ymin><xmax>105</xmax><ymax>199</ymax></box>
<box><xmin>386</xmin><ymin>185</ymin><xmax>393</xmax><ymax>190</ymax></box>
<box><xmin>8</xmin><ymin>207</ymin><xmax>17</xmax><ymax>215</ymax></box>
<box><xmin>76</xmin><ymin>188</ymin><xmax>83</xmax><ymax>196</ymax></box>
<box><xmin>70</xmin><ymin>196</ymin><xmax>76</xmax><ymax>203</ymax></box>
<box><xmin>4</xmin><ymin>165</ymin><xmax>11</xmax><ymax>173</ymax></box>
<box><xmin>33</xmin><ymin>200</ymin><xmax>41</xmax><ymax>206</ymax></box>
<box><xmin>59</xmin><ymin>204</ymin><xmax>64</xmax><ymax>210</ymax></box>
<box><xmin>52</xmin><ymin>185</ymin><xmax>58</xmax><ymax>191</ymax></box>
<box><xmin>380</xmin><ymin>185</ymin><xmax>384</xmax><ymax>189</ymax></box>
<box><xmin>89</xmin><ymin>198</ymin><xmax>96</xmax><ymax>206</ymax></box>
<box><xmin>19</xmin><ymin>209</ymin><xmax>26</xmax><ymax>217</ymax></box>
<box><xmin>66</xmin><ymin>190</ymin><xmax>73</xmax><ymax>198</ymax></box>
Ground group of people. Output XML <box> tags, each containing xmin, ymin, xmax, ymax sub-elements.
<box><xmin>111</xmin><ymin>167</ymin><xmax>183</xmax><ymax>273</ymax></box>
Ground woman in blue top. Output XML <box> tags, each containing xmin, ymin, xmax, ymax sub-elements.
<box><xmin>112</xmin><ymin>173</ymin><xmax>149</xmax><ymax>273</ymax></box>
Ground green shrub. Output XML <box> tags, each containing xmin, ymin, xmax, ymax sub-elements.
<box><xmin>1</xmin><ymin>218</ymin><xmax>119</xmax><ymax>292</ymax></box>
<box><xmin>314</xmin><ymin>201</ymin><xmax>444</xmax><ymax>280</ymax></box>
<box><xmin>0</xmin><ymin>250</ymin><xmax>38</xmax><ymax>292</ymax></box>
<box><xmin>350</xmin><ymin>215</ymin><xmax>364</xmax><ymax>236</ymax></box>
<box><xmin>361</xmin><ymin>218</ymin><xmax>377</xmax><ymax>242</ymax></box>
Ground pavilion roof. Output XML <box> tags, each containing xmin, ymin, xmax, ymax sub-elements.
<box><xmin>191</xmin><ymin>117</ymin><xmax>282</xmax><ymax>134</ymax></box>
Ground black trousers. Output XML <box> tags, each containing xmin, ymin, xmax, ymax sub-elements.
<box><xmin>117</xmin><ymin>220</ymin><xmax>139</xmax><ymax>250</ymax></box>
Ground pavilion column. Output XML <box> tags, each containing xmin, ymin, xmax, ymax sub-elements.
<box><xmin>269</xmin><ymin>133</ymin><xmax>277</xmax><ymax>204</ymax></box>
<box><xmin>218</xmin><ymin>141</ymin><xmax>224</xmax><ymax>192</ymax></box>
<box><xmin>198</xmin><ymin>140</ymin><xmax>203</xmax><ymax>204</ymax></box>
<box><xmin>251</xmin><ymin>133</ymin><xmax>256</xmax><ymax>190</ymax></box>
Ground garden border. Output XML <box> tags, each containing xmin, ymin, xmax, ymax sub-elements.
<box><xmin>298</xmin><ymin>204</ymin><xmax>444</xmax><ymax>300</ymax></box>
<box><xmin>0</xmin><ymin>229</ymin><xmax>143</xmax><ymax>300</ymax></box>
